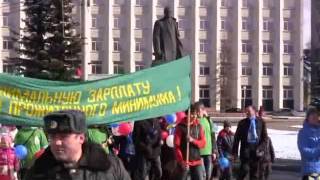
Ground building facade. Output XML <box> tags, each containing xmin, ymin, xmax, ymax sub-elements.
<box><xmin>311</xmin><ymin>0</ymin><xmax>320</xmax><ymax>98</ymax></box>
<box><xmin>0</xmin><ymin>0</ymin><xmax>304</xmax><ymax>112</ymax></box>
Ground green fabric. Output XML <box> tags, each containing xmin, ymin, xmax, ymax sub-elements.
<box><xmin>200</xmin><ymin>117</ymin><xmax>212</xmax><ymax>155</ymax></box>
<box><xmin>0</xmin><ymin>56</ymin><xmax>191</xmax><ymax>126</ymax></box>
<box><xmin>87</xmin><ymin>128</ymin><xmax>109</xmax><ymax>154</ymax></box>
<box><xmin>14</xmin><ymin>128</ymin><xmax>48</xmax><ymax>168</ymax></box>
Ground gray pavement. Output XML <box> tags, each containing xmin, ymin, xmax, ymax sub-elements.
<box><xmin>270</xmin><ymin>170</ymin><xmax>300</xmax><ymax>180</ymax></box>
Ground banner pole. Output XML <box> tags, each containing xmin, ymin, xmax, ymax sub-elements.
<box><xmin>186</xmin><ymin>107</ymin><xmax>191</xmax><ymax>167</ymax></box>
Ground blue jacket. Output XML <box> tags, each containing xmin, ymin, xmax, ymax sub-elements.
<box><xmin>298</xmin><ymin>121</ymin><xmax>320</xmax><ymax>175</ymax></box>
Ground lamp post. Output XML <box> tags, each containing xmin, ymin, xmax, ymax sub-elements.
<box><xmin>242</xmin><ymin>86</ymin><xmax>246</xmax><ymax>110</ymax></box>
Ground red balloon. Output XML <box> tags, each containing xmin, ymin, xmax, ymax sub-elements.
<box><xmin>118</xmin><ymin>123</ymin><xmax>132</xmax><ymax>136</ymax></box>
<box><xmin>34</xmin><ymin>148</ymin><xmax>45</xmax><ymax>159</ymax></box>
<box><xmin>176</xmin><ymin>111</ymin><xmax>186</xmax><ymax>123</ymax></box>
<box><xmin>161</xmin><ymin>131</ymin><xmax>169</xmax><ymax>140</ymax></box>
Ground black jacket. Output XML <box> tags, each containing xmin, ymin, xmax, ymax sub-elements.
<box><xmin>133</xmin><ymin>118</ymin><xmax>162</xmax><ymax>159</ymax></box>
<box><xmin>24</xmin><ymin>143</ymin><xmax>131</xmax><ymax>180</ymax></box>
<box><xmin>217</xmin><ymin>129</ymin><xmax>234</xmax><ymax>158</ymax></box>
<box><xmin>232</xmin><ymin>117</ymin><xmax>268</xmax><ymax>161</ymax></box>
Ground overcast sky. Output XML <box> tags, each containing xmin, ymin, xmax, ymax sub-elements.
<box><xmin>304</xmin><ymin>0</ymin><xmax>311</xmax><ymax>48</ymax></box>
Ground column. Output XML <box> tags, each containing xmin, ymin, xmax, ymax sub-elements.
<box><xmin>252</xmin><ymin>0</ymin><xmax>263</xmax><ymax>109</ymax></box>
<box><xmin>210</xmin><ymin>0</ymin><xmax>220</xmax><ymax>111</ymax></box>
<box><xmin>274</xmin><ymin>0</ymin><xmax>284</xmax><ymax>111</ymax></box>
<box><xmin>81</xmin><ymin>0</ymin><xmax>91</xmax><ymax>80</ymax></box>
<box><xmin>103</xmin><ymin>0</ymin><xmax>113</xmax><ymax>74</ymax></box>
<box><xmin>294</xmin><ymin>0</ymin><xmax>304</xmax><ymax>111</ymax></box>
<box><xmin>232</xmin><ymin>0</ymin><xmax>242</xmax><ymax>108</ymax></box>
<box><xmin>128</xmin><ymin>0</ymin><xmax>135</xmax><ymax>73</ymax></box>
<box><xmin>192</xmin><ymin>0</ymin><xmax>200</xmax><ymax>103</ymax></box>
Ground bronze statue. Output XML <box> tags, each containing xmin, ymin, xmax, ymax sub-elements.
<box><xmin>153</xmin><ymin>7</ymin><xmax>183</xmax><ymax>64</ymax></box>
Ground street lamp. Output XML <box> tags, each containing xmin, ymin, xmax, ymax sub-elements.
<box><xmin>242</xmin><ymin>86</ymin><xmax>246</xmax><ymax>110</ymax></box>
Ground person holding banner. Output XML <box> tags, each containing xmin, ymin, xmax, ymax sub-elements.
<box><xmin>132</xmin><ymin>118</ymin><xmax>162</xmax><ymax>180</ymax></box>
<box><xmin>24</xmin><ymin>110</ymin><xmax>131</xmax><ymax>180</ymax></box>
<box><xmin>174</xmin><ymin>104</ymin><xmax>206</xmax><ymax>180</ymax></box>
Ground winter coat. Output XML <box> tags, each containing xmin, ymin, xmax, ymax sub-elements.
<box><xmin>174</xmin><ymin>117</ymin><xmax>206</xmax><ymax>166</ymax></box>
<box><xmin>232</xmin><ymin>117</ymin><xmax>268</xmax><ymax>161</ymax></box>
<box><xmin>23</xmin><ymin>143</ymin><xmax>131</xmax><ymax>180</ymax></box>
<box><xmin>133</xmin><ymin>118</ymin><xmax>162</xmax><ymax>159</ymax></box>
<box><xmin>217</xmin><ymin>129</ymin><xmax>234</xmax><ymax>158</ymax></box>
<box><xmin>298</xmin><ymin>121</ymin><xmax>320</xmax><ymax>175</ymax></box>
<box><xmin>258</xmin><ymin>136</ymin><xmax>275</xmax><ymax>163</ymax></box>
<box><xmin>153</xmin><ymin>17</ymin><xmax>183</xmax><ymax>62</ymax></box>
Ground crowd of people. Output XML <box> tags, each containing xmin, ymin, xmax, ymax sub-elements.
<box><xmin>0</xmin><ymin>103</ymin><xmax>282</xmax><ymax>180</ymax></box>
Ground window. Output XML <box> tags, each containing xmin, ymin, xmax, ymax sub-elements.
<box><xmin>113</xmin><ymin>39</ymin><xmax>120</xmax><ymax>52</ymax></box>
<box><xmin>135</xmin><ymin>62</ymin><xmax>144</xmax><ymax>71</ymax></box>
<box><xmin>221</xmin><ymin>0</ymin><xmax>227</xmax><ymax>7</ymax></box>
<box><xmin>2</xmin><ymin>0</ymin><xmax>8</xmax><ymax>3</ymax></box>
<box><xmin>200</xmin><ymin>0</ymin><xmax>207</xmax><ymax>6</ymax></box>
<box><xmin>3</xmin><ymin>14</ymin><xmax>8</xmax><ymax>27</ymax></box>
<box><xmin>199</xmin><ymin>85</ymin><xmax>211</xmax><ymax>107</ymax></box>
<box><xmin>3</xmin><ymin>38</ymin><xmax>13</xmax><ymax>50</ymax></box>
<box><xmin>92</xmin><ymin>0</ymin><xmax>97</xmax><ymax>6</ymax></box>
<box><xmin>242</xmin><ymin>0</ymin><xmax>248</xmax><ymax>7</ymax></box>
<box><xmin>3</xmin><ymin>61</ymin><xmax>14</xmax><ymax>73</ymax></box>
<box><xmin>263</xmin><ymin>41</ymin><xmax>273</xmax><ymax>53</ymax></box>
<box><xmin>178</xmin><ymin>18</ymin><xmax>187</xmax><ymax>30</ymax></box>
<box><xmin>200</xmin><ymin>65</ymin><xmax>210</xmax><ymax>76</ymax></box>
<box><xmin>135</xmin><ymin>40</ymin><xmax>142</xmax><ymax>52</ymax></box>
<box><xmin>241</xmin><ymin>85</ymin><xmax>252</xmax><ymax>108</ymax></box>
<box><xmin>114</xmin><ymin>61</ymin><xmax>124</xmax><ymax>74</ymax></box>
<box><xmin>135</xmin><ymin>17</ymin><xmax>142</xmax><ymax>29</ymax></box>
<box><xmin>284</xmin><ymin>42</ymin><xmax>294</xmax><ymax>54</ymax></box>
<box><xmin>91</xmin><ymin>38</ymin><xmax>100</xmax><ymax>51</ymax></box>
<box><xmin>200</xmin><ymin>40</ymin><xmax>208</xmax><ymax>52</ymax></box>
<box><xmin>92</xmin><ymin>16</ymin><xmax>97</xmax><ymax>28</ymax></box>
<box><xmin>242</xmin><ymin>41</ymin><xmax>252</xmax><ymax>53</ymax></box>
<box><xmin>263</xmin><ymin>63</ymin><xmax>273</xmax><ymax>76</ymax></box>
<box><xmin>284</xmin><ymin>64</ymin><xmax>293</xmax><ymax>76</ymax></box>
<box><xmin>91</xmin><ymin>61</ymin><xmax>102</xmax><ymax>74</ymax></box>
<box><xmin>283</xmin><ymin>19</ymin><xmax>292</xmax><ymax>31</ymax></box>
<box><xmin>262</xmin><ymin>87</ymin><xmax>273</xmax><ymax>99</ymax></box>
<box><xmin>136</xmin><ymin>0</ymin><xmax>142</xmax><ymax>5</ymax></box>
<box><xmin>242</xmin><ymin>18</ymin><xmax>248</xmax><ymax>31</ymax></box>
<box><xmin>241</xmin><ymin>64</ymin><xmax>252</xmax><ymax>76</ymax></box>
<box><xmin>200</xmin><ymin>18</ymin><xmax>209</xmax><ymax>30</ymax></box>
<box><xmin>263</xmin><ymin>19</ymin><xmax>273</xmax><ymax>31</ymax></box>
<box><xmin>283</xmin><ymin>86</ymin><xmax>294</xmax><ymax>109</ymax></box>
<box><xmin>220</xmin><ymin>66</ymin><xmax>226</xmax><ymax>76</ymax></box>
<box><xmin>263</xmin><ymin>0</ymin><xmax>273</xmax><ymax>8</ymax></box>
<box><xmin>221</xmin><ymin>17</ymin><xmax>226</xmax><ymax>30</ymax></box>
<box><xmin>114</xmin><ymin>17</ymin><xmax>119</xmax><ymax>29</ymax></box>
<box><xmin>262</xmin><ymin>86</ymin><xmax>273</xmax><ymax>111</ymax></box>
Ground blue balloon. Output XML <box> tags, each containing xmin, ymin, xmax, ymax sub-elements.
<box><xmin>15</xmin><ymin>145</ymin><xmax>28</xmax><ymax>160</ymax></box>
<box><xmin>110</xmin><ymin>123</ymin><xmax>119</xmax><ymax>128</ymax></box>
<box><xmin>165</xmin><ymin>114</ymin><xmax>177</xmax><ymax>124</ymax></box>
<box><xmin>218</xmin><ymin>157</ymin><xmax>230</xmax><ymax>169</ymax></box>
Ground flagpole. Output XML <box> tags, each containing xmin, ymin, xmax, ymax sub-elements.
<box><xmin>186</xmin><ymin>107</ymin><xmax>191</xmax><ymax>168</ymax></box>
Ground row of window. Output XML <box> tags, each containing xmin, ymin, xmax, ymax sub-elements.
<box><xmin>200</xmin><ymin>84</ymin><xmax>294</xmax><ymax>109</ymax></box>
<box><xmin>241</xmin><ymin>41</ymin><xmax>294</xmax><ymax>54</ymax></box>
<box><xmin>219</xmin><ymin>18</ymin><xmax>293</xmax><ymax>32</ymax></box>
<box><xmin>90</xmin><ymin>61</ymin><xmax>144</xmax><ymax>74</ymax></box>
<box><xmin>200</xmin><ymin>64</ymin><xmax>294</xmax><ymax>76</ymax></box>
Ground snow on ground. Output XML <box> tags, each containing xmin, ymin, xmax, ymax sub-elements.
<box><xmin>217</xmin><ymin>126</ymin><xmax>300</xmax><ymax>160</ymax></box>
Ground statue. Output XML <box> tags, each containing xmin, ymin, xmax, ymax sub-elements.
<box><xmin>153</xmin><ymin>7</ymin><xmax>183</xmax><ymax>64</ymax></box>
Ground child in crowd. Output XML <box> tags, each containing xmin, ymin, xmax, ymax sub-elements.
<box><xmin>0</xmin><ymin>134</ymin><xmax>19</xmax><ymax>180</ymax></box>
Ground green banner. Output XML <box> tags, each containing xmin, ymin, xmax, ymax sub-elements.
<box><xmin>0</xmin><ymin>56</ymin><xmax>191</xmax><ymax>126</ymax></box>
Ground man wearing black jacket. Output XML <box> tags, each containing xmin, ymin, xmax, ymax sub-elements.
<box><xmin>132</xmin><ymin>118</ymin><xmax>162</xmax><ymax>180</ymax></box>
<box><xmin>232</xmin><ymin>106</ymin><xmax>268</xmax><ymax>180</ymax></box>
<box><xmin>24</xmin><ymin>110</ymin><xmax>131</xmax><ymax>180</ymax></box>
